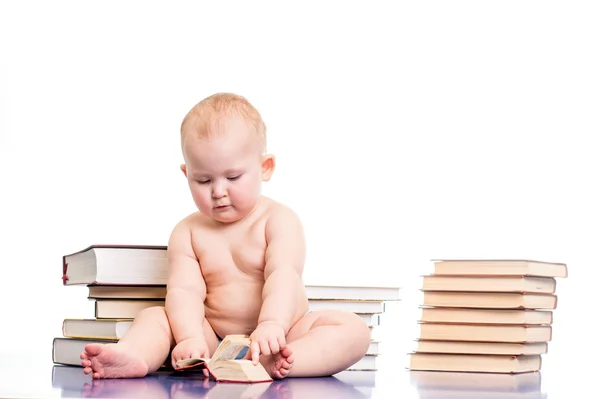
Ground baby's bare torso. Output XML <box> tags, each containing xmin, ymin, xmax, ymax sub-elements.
<box><xmin>188</xmin><ymin>200</ymin><xmax>308</xmax><ymax>339</ymax></box>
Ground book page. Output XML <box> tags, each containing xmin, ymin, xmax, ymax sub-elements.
<box><xmin>211</xmin><ymin>335</ymin><xmax>251</xmax><ymax>362</ymax></box>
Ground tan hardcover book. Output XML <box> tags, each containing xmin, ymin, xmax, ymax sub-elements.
<box><xmin>87</xmin><ymin>284</ymin><xmax>401</xmax><ymax>301</ymax></box>
<box><xmin>409</xmin><ymin>353</ymin><xmax>542</xmax><ymax>373</ymax></box>
<box><xmin>175</xmin><ymin>335</ymin><xmax>272</xmax><ymax>383</ymax></box>
<box><xmin>62</xmin><ymin>318</ymin><xmax>133</xmax><ymax>340</ymax></box>
<box><xmin>414</xmin><ymin>340</ymin><xmax>548</xmax><ymax>355</ymax></box>
<box><xmin>94</xmin><ymin>299</ymin><xmax>165</xmax><ymax>319</ymax></box>
<box><xmin>421</xmin><ymin>275</ymin><xmax>556</xmax><ymax>294</ymax></box>
<box><xmin>432</xmin><ymin>259</ymin><xmax>567</xmax><ymax>278</ymax></box>
<box><xmin>419</xmin><ymin>307</ymin><xmax>553</xmax><ymax>325</ymax></box>
<box><xmin>53</xmin><ymin>337</ymin><xmax>118</xmax><ymax>366</ymax></box>
<box><xmin>422</xmin><ymin>292</ymin><xmax>557</xmax><ymax>310</ymax></box>
<box><xmin>88</xmin><ymin>285</ymin><xmax>167</xmax><ymax>299</ymax></box>
<box><xmin>93</xmin><ymin>298</ymin><xmax>386</xmax><ymax>319</ymax></box>
<box><xmin>417</xmin><ymin>323</ymin><xmax>551</xmax><ymax>343</ymax></box>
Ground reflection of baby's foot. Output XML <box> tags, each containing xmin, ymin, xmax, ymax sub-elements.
<box><xmin>261</xmin><ymin>346</ymin><xmax>294</xmax><ymax>379</ymax></box>
<box><xmin>80</xmin><ymin>379</ymin><xmax>109</xmax><ymax>398</ymax></box>
<box><xmin>81</xmin><ymin>381</ymin><xmax>94</xmax><ymax>398</ymax></box>
<box><xmin>267</xmin><ymin>381</ymin><xmax>293</xmax><ymax>399</ymax></box>
<box><xmin>80</xmin><ymin>343</ymin><xmax>148</xmax><ymax>379</ymax></box>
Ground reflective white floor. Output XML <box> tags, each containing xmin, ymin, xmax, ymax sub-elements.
<box><xmin>1</xmin><ymin>284</ymin><xmax>592</xmax><ymax>399</ymax></box>
<box><xmin>0</xmin><ymin>346</ymin><xmax>593</xmax><ymax>399</ymax></box>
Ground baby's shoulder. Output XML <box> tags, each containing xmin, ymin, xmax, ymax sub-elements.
<box><xmin>261</xmin><ymin>197</ymin><xmax>302</xmax><ymax>225</ymax></box>
<box><xmin>172</xmin><ymin>211</ymin><xmax>213</xmax><ymax>232</ymax></box>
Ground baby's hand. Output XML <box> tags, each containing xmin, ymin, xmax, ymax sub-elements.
<box><xmin>172</xmin><ymin>337</ymin><xmax>211</xmax><ymax>376</ymax></box>
<box><xmin>249</xmin><ymin>321</ymin><xmax>286</xmax><ymax>365</ymax></box>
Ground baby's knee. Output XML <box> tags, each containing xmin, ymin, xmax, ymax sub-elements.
<box><xmin>340</xmin><ymin>312</ymin><xmax>371</xmax><ymax>343</ymax></box>
<box><xmin>137</xmin><ymin>305</ymin><xmax>167</xmax><ymax>320</ymax></box>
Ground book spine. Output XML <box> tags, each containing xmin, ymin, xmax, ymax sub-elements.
<box><xmin>62</xmin><ymin>259</ymin><xmax>68</xmax><ymax>285</ymax></box>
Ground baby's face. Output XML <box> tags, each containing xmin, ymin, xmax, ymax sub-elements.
<box><xmin>181</xmin><ymin>118</ymin><xmax>271</xmax><ymax>223</ymax></box>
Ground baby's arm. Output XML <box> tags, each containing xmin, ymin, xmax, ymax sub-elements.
<box><xmin>165</xmin><ymin>218</ymin><xmax>209</xmax><ymax>361</ymax></box>
<box><xmin>253</xmin><ymin>206</ymin><xmax>306</xmax><ymax>359</ymax></box>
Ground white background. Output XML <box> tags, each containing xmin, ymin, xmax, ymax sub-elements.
<box><xmin>0</xmin><ymin>0</ymin><xmax>598</xmax><ymax>391</ymax></box>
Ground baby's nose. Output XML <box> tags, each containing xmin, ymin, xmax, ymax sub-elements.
<box><xmin>211</xmin><ymin>181</ymin><xmax>227</xmax><ymax>198</ymax></box>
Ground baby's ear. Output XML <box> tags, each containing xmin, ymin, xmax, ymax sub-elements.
<box><xmin>261</xmin><ymin>154</ymin><xmax>276</xmax><ymax>181</ymax></box>
<box><xmin>180</xmin><ymin>164</ymin><xmax>188</xmax><ymax>177</ymax></box>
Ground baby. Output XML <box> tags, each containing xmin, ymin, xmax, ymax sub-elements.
<box><xmin>80</xmin><ymin>93</ymin><xmax>371</xmax><ymax>379</ymax></box>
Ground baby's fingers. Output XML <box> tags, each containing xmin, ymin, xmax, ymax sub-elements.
<box><xmin>268</xmin><ymin>338</ymin><xmax>280</xmax><ymax>355</ymax></box>
<box><xmin>190</xmin><ymin>349</ymin><xmax>201</xmax><ymax>360</ymax></box>
<box><xmin>250</xmin><ymin>340</ymin><xmax>261</xmax><ymax>365</ymax></box>
<box><xmin>277</xmin><ymin>335</ymin><xmax>286</xmax><ymax>351</ymax></box>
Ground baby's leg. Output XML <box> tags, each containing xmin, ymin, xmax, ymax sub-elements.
<box><xmin>80</xmin><ymin>306</ymin><xmax>174</xmax><ymax>378</ymax></box>
<box><xmin>264</xmin><ymin>310</ymin><xmax>370</xmax><ymax>378</ymax></box>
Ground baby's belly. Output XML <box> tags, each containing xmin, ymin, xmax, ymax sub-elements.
<box><xmin>204</xmin><ymin>282</ymin><xmax>264</xmax><ymax>338</ymax></box>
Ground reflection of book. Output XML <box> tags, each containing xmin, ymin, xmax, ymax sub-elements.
<box><xmin>171</xmin><ymin>380</ymin><xmax>270</xmax><ymax>399</ymax></box>
<box><xmin>409</xmin><ymin>353</ymin><xmax>542</xmax><ymax>373</ymax></box>
<box><xmin>410</xmin><ymin>370</ymin><xmax>542</xmax><ymax>392</ymax></box>
<box><xmin>51</xmin><ymin>365</ymin><xmax>91</xmax><ymax>390</ymax></box>
<box><xmin>52</xmin><ymin>366</ymin><xmax>176</xmax><ymax>399</ymax></box>
<box><xmin>175</xmin><ymin>334</ymin><xmax>272</xmax><ymax>383</ymax></box>
<box><xmin>333</xmin><ymin>370</ymin><xmax>377</xmax><ymax>387</ymax></box>
<box><xmin>417</xmin><ymin>388</ymin><xmax>547</xmax><ymax>399</ymax></box>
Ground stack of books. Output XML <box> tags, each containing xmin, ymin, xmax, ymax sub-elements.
<box><xmin>408</xmin><ymin>259</ymin><xmax>567</xmax><ymax>374</ymax></box>
<box><xmin>53</xmin><ymin>244</ymin><xmax>401</xmax><ymax>372</ymax></box>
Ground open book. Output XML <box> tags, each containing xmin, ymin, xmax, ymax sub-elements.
<box><xmin>174</xmin><ymin>334</ymin><xmax>272</xmax><ymax>383</ymax></box>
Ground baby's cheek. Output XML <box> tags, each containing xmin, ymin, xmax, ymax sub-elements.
<box><xmin>191</xmin><ymin>191</ymin><xmax>210</xmax><ymax>210</ymax></box>
<box><xmin>236</xmin><ymin>184</ymin><xmax>260</xmax><ymax>203</ymax></box>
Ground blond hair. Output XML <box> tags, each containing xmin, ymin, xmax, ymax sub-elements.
<box><xmin>180</xmin><ymin>92</ymin><xmax>267</xmax><ymax>152</ymax></box>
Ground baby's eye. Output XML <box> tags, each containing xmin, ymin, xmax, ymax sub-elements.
<box><xmin>196</xmin><ymin>180</ymin><xmax>210</xmax><ymax>184</ymax></box>
<box><xmin>227</xmin><ymin>175</ymin><xmax>241</xmax><ymax>181</ymax></box>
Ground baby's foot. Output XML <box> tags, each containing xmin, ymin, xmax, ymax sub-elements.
<box><xmin>261</xmin><ymin>345</ymin><xmax>294</xmax><ymax>379</ymax></box>
<box><xmin>80</xmin><ymin>343</ymin><xmax>149</xmax><ymax>379</ymax></box>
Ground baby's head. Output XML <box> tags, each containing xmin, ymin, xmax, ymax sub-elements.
<box><xmin>179</xmin><ymin>93</ymin><xmax>275</xmax><ymax>223</ymax></box>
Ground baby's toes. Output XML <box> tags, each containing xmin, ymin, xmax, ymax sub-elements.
<box><xmin>280</xmin><ymin>346</ymin><xmax>293</xmax><ymax>358</ymax></box>
<box><xmin>284</xmin><ymin>354</ymin><xmax>294</xmax><ymax>365</ymax></box>
<box><xmin>273</xmin><ymin>369</ymin><xmax>285</xmax><ymax>379</ymax></box>
<box><xmin>279</xmin><ymin>368</ymin><xmax>290</xmax><ymax>377</ymax></box>
<box><xmin>280</xmin><ymin>358</ymin><xmax>292</xmax><ymax>370</ymax></box>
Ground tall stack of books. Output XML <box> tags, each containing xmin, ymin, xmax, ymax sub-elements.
<box><xmin>408</xmin><ymin>259</ymin><xmax>567</xmax><ymax>374</ymax></box>
<box><xmin>53</xmin><ymin>244</ymin><xmax>401</xmax><ymax>372</ymax></box>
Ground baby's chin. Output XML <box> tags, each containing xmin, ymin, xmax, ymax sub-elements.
<box><xmin>210</xmin><ymin>208</ymin><xmax>247</xmax><ymax>224</ymax></box>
